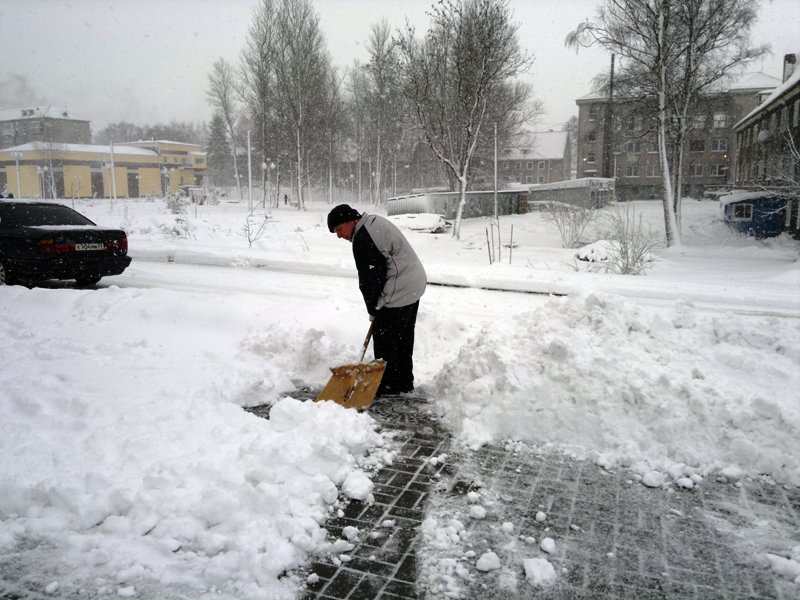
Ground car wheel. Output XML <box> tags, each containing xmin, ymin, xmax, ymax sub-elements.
<box><xmin>76</xmin><ymin>276</ymin><xmax>102</xmax><ymax>287</ymax></box>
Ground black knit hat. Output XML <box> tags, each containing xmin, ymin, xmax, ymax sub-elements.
<box><xmin>327</xmin><ymin>204</ymin><xmax>361</xmax><ymax>232</ymax></box>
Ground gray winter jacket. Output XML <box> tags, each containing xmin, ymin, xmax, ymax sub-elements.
<box><xmin>352</xmin><ymin>214</ymin><xmax>427</xmax><ymax>315</ymax></box>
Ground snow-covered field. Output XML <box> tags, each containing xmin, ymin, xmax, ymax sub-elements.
<box><xmin>1</xmin><ymin>194</ymin><xmax>798</xmax><ymax>598</ymax></box>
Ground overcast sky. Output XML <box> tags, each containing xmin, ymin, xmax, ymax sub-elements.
<box><xmin>1</xmin><ymin>0</ymin><xmax>798</xmax><ymax>136</ymax></box>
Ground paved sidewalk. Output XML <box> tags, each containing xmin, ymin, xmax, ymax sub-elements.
<box><xmin>269</xmin><ymin>393</ymin><xmax>800</xmax><ymax>600</ymax></box>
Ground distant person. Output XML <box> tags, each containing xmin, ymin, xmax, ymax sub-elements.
<box><xmin>284</xmin><ymin>193</ymin><xmax>288</xmax><ymax>206</ymax></box>
<box><xmin>327</xmin><ymin>204</ymin><xmax>427</xmax><ymax>396</ymax></box>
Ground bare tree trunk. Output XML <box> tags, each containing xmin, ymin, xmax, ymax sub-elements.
<box><xmin>656</xmin><ymin>4</ymin><xmax>679</xmax><ymax>247</ymax></box>
<box><xmin>295</xmin><ymin>126</ymin><xmax>303</xmax><ymax>209</ymax></box>
<box><xmin>374</xmin><ymin>132</ymin><xmax>382</xmax><ymax>205</ymax></box>
<box><xmin>453</xmin><ymin>174</ymin><xmax>468</xmax><ymax>240</ymax></box>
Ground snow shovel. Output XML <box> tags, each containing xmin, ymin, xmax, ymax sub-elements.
<box><xmin>316</xmin><ymin>322</ymin><xmax>385</xmax><ymax>410</ymax></box>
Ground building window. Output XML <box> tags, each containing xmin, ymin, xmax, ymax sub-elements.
<box><xmin>588</xmin><ymin>105</ymin><xmax>598</xmax><ymax>121</ymax></box>
<box><xmin>690</xmin><ymin>164</ymin><xmax>703</xmax><ymax>176</ymax></box>
<box><xmin>626</xmin><ymin>141</ymin><xmax>641</xmax><ymax>154</ymax></box>
<box><xmin>710</xmin><ymin>164</ymin><xmax>729</xmax><ymax>177</ymax></box>
<box><xmin>586</xmin><ymin>152</ymin><xmax>596</xmax><ymax>164</ymax></box>
<box><xmin>711</xmin><ymin>138</ymin><xmax>728</xmax><ymax>152</ymax></box>
<box><xmin>587</xmin><ymin>130</ymin><xmax>597</xmax><ymax>142</ymax></box>
<box><xmin>526</xmin><ymin>175</ymin><xmax>534</xmax><ymax>184</ymax></box>
<box><xmin>538</xmin><ymin>161</ymin><xmax>545</xmax><ymax>170</ymax></box>
<box><xmin>692</xmin><ymin>114</ymin><xmax>707</xmax><ymax>129</ymax></box>
<box><xmin>733</xmin><ymin>204</ymin><xmax>752</xmax><ymax>221</ymax></box>
<box><xmin>689</xmin><ymin>139</ymin><xmax>705</xmax><ymax>152</ymax></box>
<box><xmin>713</xmin><ymin>112</ymin><xmax>728</xmax><ymax>128</ymax></box>
<box><xmin>538</xmin><ymin>176</ymin><xmax>545</xmax><ymax>184</ymax></box>
<box><xmin>645</xmin><ymin>164</ymin><xmax>659</xmax><ymax>177</ymax></box>
<box><xmin>625</xmin><ymin>165</ymin><xmax>639</xmax><ymax>177</ymax></box>
<box><xmin>526</xmin><ymin>161</ymin><xmax>533</xmax><ymax>170</ymax></box>
<box><xmin>634</xmin><ymin>115</ymin><xmax>643</xmax><ymax>131</ymax></box>
<box><xmin>647</xmin><ymin>142</ymin><xmax>658</xmax><ymax>153</ymax></box>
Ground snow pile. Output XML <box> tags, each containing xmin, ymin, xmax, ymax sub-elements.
<box><xmin>766</xmin><ymin>546</ymin><xmax>800</xmax><ymax>585</ymax></box>
<box><xmin>1</xmin><ymin>197</ymin><xmax>798</xmax><ymax>597</ymax></box>
<box><xmin>431</xmin><ymin>292</ymin><xmax>800</xmax><ymax>486</ymax></box>
<box><xmin>0</xmin><ymin>285</ymin><xmax>390</xmax><ymax>599</ymax></box>
<box><xmin>523</xmin><ymin>557</ymin><xmax>557</xmax><ymax>587</ymax></box>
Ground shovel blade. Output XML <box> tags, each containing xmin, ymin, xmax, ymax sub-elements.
<box><xmin>316</xmin><ymin>360</ymin><xmax>386</xmax><ymax>410</ymax></box>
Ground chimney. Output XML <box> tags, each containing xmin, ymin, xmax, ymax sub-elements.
<box><xmin>784</xmin><ymin>53</ymin><xmax>798</xmax><ymax>83</ymax></box>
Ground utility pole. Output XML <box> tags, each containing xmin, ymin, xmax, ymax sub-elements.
<box><xmin>602</xmin><ymin>54</ymin><xmax>615</xmax><ymax>179</ymax></box>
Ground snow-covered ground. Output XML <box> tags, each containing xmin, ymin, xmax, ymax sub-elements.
<box><xmin>1</xmin><ymin>194</ymin><xmax>798</xmax><ymax>598</ymax></box>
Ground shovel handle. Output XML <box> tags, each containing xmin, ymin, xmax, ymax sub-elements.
<box><xmin>359</xmin><ymin>322</ymin><xmax>374</xmax><ymax>363</ymax></box>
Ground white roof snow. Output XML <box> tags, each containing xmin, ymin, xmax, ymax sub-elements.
<box><xmin>718</xmin><ymin>190</ymin><xmax>790</xmax><ymax>206</ymax></box>
<box><xmin>1</xmin><ymin>142</ymin><xmax>158</xmax><ymax>157</ymax></box>
<box><xmin>735</xmin><ymin>68</ymin><xmax>800</xmax><ymax>129</ymax></box>
<box><xmin>0</xmin><ymin>107</ymin><xmax>86</xmax><ymax>121</ymax></box>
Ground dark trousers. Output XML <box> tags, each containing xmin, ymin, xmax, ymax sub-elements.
<box><xmin>373</xmin><ymin>301</ymin><xmax>419</xmax><ymax>393</ymax></box>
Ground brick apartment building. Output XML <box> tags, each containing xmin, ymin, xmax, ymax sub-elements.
<box><xmin>575</xmin><ymin>72</ymin><xmax>780</xmax><ymax>201</ymax></box>
<box><xmin>734</xmin><ymin>53</ymin><xmax>800</xmax><ymax>188</ymax></box>
<box><xmin>496</xmin><ymin>130</ymin><xmax>571</xmax><ymax>186</ymax></box>
<box><xmin>0</xmin><ymin>107</ymin><xmax>91</xmax><ymax>147</ymax></box>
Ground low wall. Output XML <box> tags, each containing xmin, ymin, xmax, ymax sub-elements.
<box><xmin>387</xmin><ymin>178</ymin><xmax>614</xmax><ymax>218</ymax></box>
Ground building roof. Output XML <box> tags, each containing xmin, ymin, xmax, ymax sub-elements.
<box><xmin>0</xmin><ymin>107</ymin><xmax>87</xmax><ymax>122</ymax></box>
<box><xmin>728</xmin><ymin>71</ymin><xmax>781</xmax><ymax>91</ymax></box>
<box><xmin>128</xmin><ymin>140</ymin><xmax>205</xmax><ymax>149</ymax></box>
<box><xmin>0</xmin><ymin>142</ymin><xmax>158</xmax><ymax>157</ymax></box>
<box><xmin>734</xmin><ymin>67</ymin><xmax>800</xmax><ymax>130</ymax></box>
<box><xmin>502</xmin><ymin>131</ymin><xmax>568</xmax><ymax>161</ymax></box>
<box><xmin>719</xmin><ymin>190</ymin><xmax>793</xmax><ymax>206</ymax></box>
<box><xmin>576</xmin><ymin>71</ymin><xmax>780</xmax><ymax>103</ymax></box>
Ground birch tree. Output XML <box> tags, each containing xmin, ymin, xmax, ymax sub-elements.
<box><xmin>271</xmin><ymin>0</ymin><xmax>337</xmax><ymax>209</ymax></box>
<box><xmin>239</xmin><ymin>0</ymin><xmax>278</xmax><ymax>208</ymax></box>
<box><xmin>362</xmin><ymin>20</ymin><xmax>407</xmax><ymax>204</ymax></box>
<box><xmin>207</xmin><ymin>58</ymin><xmax>244</xmax><ymax>200</ymax></box>
<box><xmin>567</xmin><ymin>0</ymin><xmax>766</xmax><ymax>246</ymax></box>
<box><xmin>398</xmin><ymin>0</ymin><xmax>532</xmax><ymax>239</ymax></box>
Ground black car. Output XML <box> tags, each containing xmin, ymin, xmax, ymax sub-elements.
<box><xmin>0</xmin><ymin>202</ymin><xmax>131</xmax><ymax>286</ymax></box>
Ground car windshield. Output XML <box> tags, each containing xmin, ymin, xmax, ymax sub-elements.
<box><xmin>0</xmin><ymin>204</ymin><xmax>95</xmax><ymax>228</ymax></box>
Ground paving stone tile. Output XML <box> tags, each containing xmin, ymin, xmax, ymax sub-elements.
<box><xmin>250</xmin><ymin>396</ymin><xmax>796</xmax><ymax>600</ymax></box>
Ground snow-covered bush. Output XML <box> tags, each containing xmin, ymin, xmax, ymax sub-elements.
<box><xmin>542</xmin><ymin>200</ymin><xmax>598</xmax><ymax>249</ymax></box>
<box><xmin>599</xmin><ymin>204</ymin><xmax>662</xmax><ymax>274</ymax></box>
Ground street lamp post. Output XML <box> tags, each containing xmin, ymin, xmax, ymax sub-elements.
<box><xmin>162</xmin><ymin>167</ymin><xmax>169</xmax><ymax>197</ymax></box>
<box><xmin>11</xmin><ymin>151</ymin><xmax>22</xmax><ymax>198</ymax></box>
<box><xmin>260</xmin><ymin>161</ymin><xmax>268</xmax><ymax>208</ymax></box>
<box><xmin>36</xmin><ymin>166</ymin><xmax>48</xmax><ymax>198</ymax></box>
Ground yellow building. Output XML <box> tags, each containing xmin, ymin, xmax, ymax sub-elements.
<box><xmin>125</xmin><ymin>140</ymin><xmax>207</xmax><ymax>194</ymax></box>
<box><xmin>0</xmin><ymin>140</ymin><xmax>207</xmax><ymax>199</ymax></box>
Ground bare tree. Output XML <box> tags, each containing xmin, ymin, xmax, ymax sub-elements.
<box><xmin>93</xmin><ymin>122</ymin><xmax>143</xmax><ymax>144</ymax></box>
<box><xmin>239</xmin><ymin>0</ymin><xmax>278</xmax><ymax>208</ymax></box>
<box><xmin>361</xmin><ymin>20</ymin><xmax>408</xmax><ymax>204</ymax></box>
<box><xmin>207</xmin><ymin>58</ymin><xmax>243</xmax><ymax>200</ymax></box>
<box><xmin>567</xmin><ymin>0</ymin><xmax>767</xmax><ymax>246</ymax></box>
<box><xmin>398</xmin><ymin>0</ymin><xmax>533</xmax><ymax>239</ymax></box>
<box><xmin>271</xmin><ymin>0</ymin><xmax>337</xmax><ymax>209</ymax></box>
<box><xmin>346</xmin><ymin>61</ymin><xmax>370</xmax><ymax>203</ymax></box>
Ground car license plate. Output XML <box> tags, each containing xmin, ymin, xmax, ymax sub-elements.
<box><xmin>74</xmin><ymin>243</ymin><xmax>105</xmax><ymax>251</ymax></box>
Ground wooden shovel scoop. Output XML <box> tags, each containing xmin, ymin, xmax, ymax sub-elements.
<box><xmin>316</xmin><ymin>323</ymin><xmax>385</xmax><ymax>410</ymax></box>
